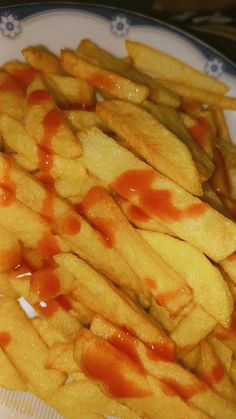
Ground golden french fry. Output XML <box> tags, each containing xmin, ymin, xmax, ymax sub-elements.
<box><xmin>214</xmin><ymin>310</ymin><xmax>236</xmax><ymax>354</ymax></box>
<box><xmin>170</xmin><ymin>305</ymin><xmax>217</xmax><ymax>352</ymax></box>
<box><xmin>80</xmin><ymin>127</ymin><xmax>236</xmax><ymax>262</ymax></box>
<box><xmin>230</xmin><ymin>360</ymin><xmax>236</xmax><ymax>386</ymax></box>
<box><xmin>179</xmin><ymin>112</ymin><xmax>214</xmax><ymax>158</ymax></box>
<box><xmin>180</xmin><ymin>346</ymin><xmax>200</xmax><ymax>370</ymax></box>
<box><xmin>61</xmin><ymin>50</ymin><xmax>149</xmax><ymax>104</ymax></box>
<box><xmin>91</xmin><ymin>316</ymin><xmax>236</xmax><ymax>419</ymax></box>
<box><xmin>158</xmin><ymin>79</ymin><xmax>236</xmax><ymax>110</ymax></box>
<box><xmin>55</xmin><ymin>253</ymin><xmax>174</xmax><ymax>360</ymax></box>
<box><xmin>149</xmin><ymin>300</ymin><xmax>193</xmax><ymax>333</ymax></box>
<box><xmin>220</xmin><ymin>253</ymin><xmax>236</xmax><ymax>286</ymax></box>
<box><xmin>0</xmin><ymin>154</ymin><xmax>144</xmax><ymax>300</ymax></box>
<box><xmin>22</xmin><ymin>47</ymin><xmax>64</xmax><ymax>75</ymax></box>
<box><xmin>0</xmin><ymin>70</ymin><xmax>25</xmax><ymax>120</ymax></box>
<box><xmin>32</xmin><ymin>317</ymin><xmax>68</xmax><ymax>347</ymax></box>
<box><xmin>196</xmin><ymin>340</ymin><xmax>236</xmax><ymax>403</ymax></box>
<box><xmin>24</xmin><ymin>75</ymin><xmax>82</xmax><ymax>159</ymax></box>
<box><xmin>48</xmin><ymin>379</ymin><xmax>139</xmax><ymax>419</ymax></box>
<box><xmin>3</xmin><ymin>60</ymin><xmax>37</xmax><ymax>88</ymax></box>
<box><xmin>139</xmin><ymin>230</ymin><xmax>233</xmax><ymax>327</ymax></box>
<box><xmin>67</xmin><ymin>296</ymin><xmax>95</xmax><ymax>326</ymax></box>
<box><xmin>211</xmin><ymin>106</ymin><xmax>232</xmax><ymax>143</ymax></box>
<box><xmin>0</xmin><ymin>347</ymin><xmax>25</xmax><ymax>390</ymax></box>
<box><xmin>143</xmin><ymin>100</ymin><xmax>214</xmax><ymax>180</ymax></box>
<box><xmin>43</xmin><ymin>74</ymin><xmax>94</xmax><ymax>109</ymax></box>
<box><xmin>46</xmin><ymin>342</ymin><xmax>78</xmax><ymax>373</ymax></box>
<box><xmin>126</xmin><ymin>40</ymin><xmax>228</xmax><ymax>95</ymax></box>
<box><xmin>74</xmin><ymin>331</ymin><xmax>207</xmax><ymax>419</ymax></box>
<box><xmin>0</xmin><ymin>273</ymin><xmax>18</xmax><ymax>298</ymax></box>
<box><xmin>207</xmin><ymin>335</ymin><xmax>233</xmax><ymax>373</ymax></box>
<box><xmin>202</xmin><ymin>182</ymin><xmax>230</xmax><ymax>218</ymax></box>
<box><xmin>0</xmin><ymin>297</ymin><xmax>65</xmax><ymax>399</ymax></box>
<box><xmin>76</xmin><ymin>38</ymin><xmax>181</xmax><ymax>108</ymax></box>
<box><xmin>97</xmin><ymin>100</ymin><xmax>202</xmax><ymax>196</ymax></box>
<box><xmin>78</xmin><ymin>185</ymin><xmax>191</xmax><ymax>316</ymax></box>
<box><xmin>64</xmin><ymin>110</ymin><xmax>108</xmax><ymax>132</ymax></box>
<box><xmin>0</xmin><ymin>224</ymin><xmax>21</xmax><ymax>272</ymax></box>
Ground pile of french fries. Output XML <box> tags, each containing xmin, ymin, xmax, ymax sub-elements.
<box><xmin>0</xmin><ymin>38</ymin><xmax>236</xmax><ymax>419</ymax></box>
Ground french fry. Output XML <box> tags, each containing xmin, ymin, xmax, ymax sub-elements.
<box><xmin>24</xmin><ymin>75</ymin><xmax>82</xmax><ymax>159</ymax></box>
<box><xmin>138</xmin><ymin>230</ymin><xmax>233</xmax><ymax>327</ymax></box>
<box><xmin>75</xmin><ymin>329</ymin><xmax>211</xmax><ymax>419</ymax></box>
<box><xmin>158</xmin><ymin>79</ymin><xmax>236</xmax><ymax>110</ymax></box>
<box><xmin>0</xmin><ymin>297</ymin><xmax>65</xmax><ymax>399</ymax></box>
<box><xmin>230</xmin><ymin>360</ymin><xmax>236</xmax><ymax>386</ymax></box>
<box><xmin>91</xmin><ymin>315</ymin><xmax>236</xmax><ymax>418</ymax></box>
<box><xmin>97</xmin><ymin>100</ymin><xmax>202</xmax><ymax>196</ymax></box>
<box><xmin>207</xmin><ymin>335</ymin><xmax>233</xmax><ymax>373</ymax></box>
<box><xmin>48</xmin><ymin>379</ymin><xmax>140</xmax><ymax>419</ymax></box>
<box><xmin>126</xmin><ymin>40</ymin><xmax>228</xmax><ymax>95</ymax></box>
<box><xmin>170</xmin><ymin>305</ymin><xmax>217</xmax><ymax>352</ymax></box>
<box><xmin>0</xmin><ymin>224</ymin><xmax>21</xmax><ymax>272</ymax></box>
<box><xmin>211</xmin><ymin>106</ymin><xmax>232</xmax><ymax>143</ymax></box>
<box><xmin>22</xmin><ymin>46</ymin><xmax>64</xmax><ymax>75</ymax></box>
<box><xmin>32</xmin><ymin>317</ymin><xmax>68</xmax><ymax>347</ymax></box>
<box><xmin>202</xmin><ymin>182</ymin><xmax>230</xmax><ymax>217</ymax></box>
<box><xmin>64</xmin><ymin>110</ymin><xmax>108</xmax><ymax>132</ymax></box>
<box><xmin>214</xmin><ymin>310</ymin><xmax>236</xmax><ymax>354</ymax></box>
<box><xmin>76</xmin><ymin>38</ymin><xmax>181</xmax><ymax>108</ymax></box>
<box><xmin>149</xmin><ymin>301</ymin><xmax>193</xmax><ymax>334</ymax></box>
<box><xmin>3</xmin><ymin>60</ymin><xmax>38</xmax><ymax>88</ymax></box>
<box><xmin>80</xmin><ymin>127</ymin><xmax>236</xmax><ymax>261</ymax></box>
<box><xmin>180</xmin><ymin>346</ymin><xmax>200</xmax><ymax>370</ymax></box>
<box><xmin>143</xmin><ymin>100</ymin><xmax>214</xmax><ymax>180</ymax></box>
<box><xmin>117</xmin><ymin>195</ymin><xmax>177</xmax><ymax>236</ymax></box>
<box><xmin>196</xmin><ymin>340</ymin><xmax>236</xmax><ymax>403</ymax></box>
<box><xmin>220</xmin><ymin>253</ymin><xmax>236</xmax><ymax>286</ymax></box>
<box><xmin>0</xmin><ymin>273</ymin><xmax>18</xmax><ymax>298</ymax></box>
<box><xmin>43</xmin><ymin>74</ymin><xmax>95</xmax><ymax>109</ymax></box>
<box><xmin>61</xmin><ymin>50</ymin><xmax>150</xmax><ymax>104</ymax></box>
<box><xmin>0</xmin><ymin>348</ymin><xmax>25</xmax><ymax>390</ymax></box>
<box><xmin>46</xmin><ymin>342</ymin><xmax>78</xmax><ymax>373</ymax></box>
<box><xmin>66</xmin><ymin>296</ymin><xmax>95</xmax><ymax>326</ymax></box>
<box><xmin>55</xmin><ymin>253</ymin><xmax>175</xmax><ymax>360</ymax></box>
<box><xmin>78</xmin><ymin>185</ymin><xmax>192</xmax><ymax>316</ymax></box>
<box><xmin>179</xmin><ymin>112</ymin><xmax>214</xmax><ymax>158</ymax></box>
<box><xmin>0</xmin><ymin>154</ymin><xmax>146</xmax><ymax>301</ymax></box>
<box><xmin>0</xmin><ymin>70</ymin><xmax>25</xmax><ymax>120</ymax></box>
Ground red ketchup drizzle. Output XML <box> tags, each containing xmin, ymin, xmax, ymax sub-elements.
<box><xmin>58</xmin><ymin>214</ymin><xmax>81</xmax><ymax>236</ymax></box>
<box><xmin>34</xmin><ymin>299</ymin><xmax>59</xmax><ymax>318</ymax></box>
<box><xmin>12</xmin><ymin>67</ymin><xmax>37</xmax><ymax>88</ymax></box>
<box><xmin>30</xmin><ymin>269</ymin><xmax>60</xmax><ymax>301</ymax></box>
<box><xmin>0</xmin><ymin>332</ymin><xmax>11</xmax><ymax>348</ymax></box>
<box><xmin>56</xmin><ymin>295</ymin><xmax>72</xmax><ymax>311</ymax></box>
<box><xmin>127</xmin><ymin>203</ymin><xmax>150</xmax><ymax>223</ymax></box>
<box><xmin>0</xmin><ymin>74</ymin><xmax>24</xmax><ymax>95</ymax></box>
<box><xmin>27</xmin><ymin>89</ymin><xmax>51</xmax><ymax>108</ymax></box>
<box><xmin>0</xmin><ymin>155</ymin><xmax>16</xmax><ymax>207</ymax></box>
<box><xmin>188</xmin><ymin>117</ymin><xmax>211</xmax><ymax>149</ymax></box>
<box><xmin>214</xmin><ymin>311</ymin><xmax>236</xmax><ymax>340</ymax></box>
<box><xmin>201</xmin><ymin>364</ymin><xmax>225</xmax><ymax>386</ymax></box>
<box><xmin>160</xmin><ymin>377</ymin><xmax>207</xmax><ymax>400</ymax></box>
<box><xmin>107</xmin><ymin>328</ymin><xmax>142</xmax><ymax>367</ymax></box>
<box><xmin>37</xmin><ymin>232</ymin><xmax>61</xmax><ymax>261</ymax></box>
<box><xmin>179</xmin><ymin>99</ymin><xmax>201</xmax><ymax>114</ymax></box>
<box><xmin>78</xmin><ymin>186</ymin><xmax>119</xmax><ymax>248</ymax></box>
<box><xmin>81</xmin><ymin>339</ymin><xmax>152</xmax><ymax>398</ymax></box>
<box><xmin>88</xmin><ymin>72</ymin><xmax>116</xmax><ymax>91</ymax></box>
<box><xmin>112</xmin><ymin>169</ymin><xmax>208</xmax><ymax>221</ymax></box>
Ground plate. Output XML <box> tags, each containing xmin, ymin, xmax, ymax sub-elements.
<box><xmin>0</xmin><ymin>2</ymin><xmax>235</xmax><ymax>418</ymax></box>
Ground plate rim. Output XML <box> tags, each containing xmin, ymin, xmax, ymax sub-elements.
<box><xmin>0</xmin><ymin>1</ymin><xmax>236</xmax><ymax>75</ymax></box>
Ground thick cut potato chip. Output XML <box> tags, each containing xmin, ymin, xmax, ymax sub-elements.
<box><xmin>46</xmin><ymin>342</ymin><xmax>78</xmax><ymax>373</ymax></box>
<box><xmin>61</xmin><ymin>50</ymin><xmax>149</xmax><ymax>104</ymax></box>
<box><xmin>80</xmin><ymin>127</ymin><xmax>236</xmax><ymax>261</ymax></box>
<box><xmin>64</xmin><ymin>110</ymin><xmax>108</xmax><ymax>132</ymax></box>
<box><xmin>97</xmin><ymin>100</ymin><xmax>202</xmax><ymax>196</ymax></box>
<box><xmin>22</xmin><ymin>47</ymin><xmax>64</xmax><ymax>74</ymax></box>
<box><xmin>126</xmin><ymin>40</ymin><xmax>228</xmax><ymax>95</ymax></box>
<box><xmin>0</xmin><ymin>224</ymin><xmax>21</xmax><ymax>272</ymax></box>
<box><xmin>32</xmin><ymin>317</ymin><xmax>68</xmax><ymax>347</ymax></box>
<box><xmin>3</xmin><ymin>60</ymin><xmax>37</xmax><ymax>88</ymax></box>
<box><xmin>207</xmin><ymin>335</ymin><xmax>233</xmax><ymax>373</ymax></box>
<box><xmin>76</xmin><ymin>38</ymin><xmax>181</xmax><ymax>108</ymax></box>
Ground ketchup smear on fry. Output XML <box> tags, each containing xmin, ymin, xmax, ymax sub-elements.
<box><xmin>112</xmin><ymin>169</ymin><xmax>208</xmax><ymax>220</ymax></box>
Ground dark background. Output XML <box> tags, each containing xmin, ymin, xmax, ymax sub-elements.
<box><xmin>1</xmin><ymin>1</ymin><xmax>236</xmax><ymax>63</ymax></box>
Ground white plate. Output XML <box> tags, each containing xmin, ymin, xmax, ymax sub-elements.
<box><xmin>0</xmin><ymin>3</ymin><xmax>236</xmax><ymax>418</ymax></box>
